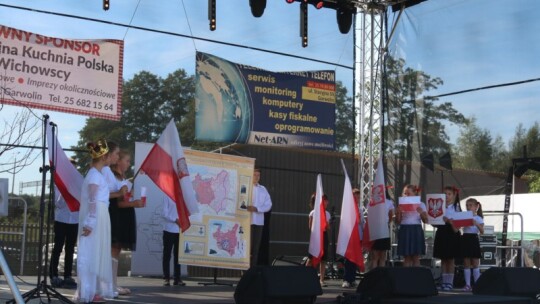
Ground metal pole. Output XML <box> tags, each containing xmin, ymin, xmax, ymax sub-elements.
<box><xmin>11</xmin><ymin>153</ymin><xmax>17</xmax><ymax>194</ymax></box>
<box><xmin>0</xmin><ymin>249</ymin><xmax>24</xmax><ymax>303</ymax></box>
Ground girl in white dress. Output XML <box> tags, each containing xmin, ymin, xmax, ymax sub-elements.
<box><xmin>74</xmin><ymin>139</ymin><xmax>114</xmax><ymax>303</ymax></box>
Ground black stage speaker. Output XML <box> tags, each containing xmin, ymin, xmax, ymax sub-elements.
<box><xmin>271</xmin><ymin>255</ymin><xmax>307</xmax><ymax>266</ymax></box>
<box><xmin>357</xmin><ymin>267</ymin><xmax>438</xmax><ymax>300</ymax></box>
<box><xmin>473</xmin><ymin>267</ymin><xmax>540</xmax><ymax>298</ymax></box>
<box><xmin>234</xmin><ymin>266</ymin><xmax>322</xmax><ymax>304</ymax></box>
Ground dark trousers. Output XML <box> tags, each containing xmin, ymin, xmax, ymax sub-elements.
<box><xmin>343</xmin><ymin>258</ymin><xmax>357</xmax><ymax>283</ymax></box>
<box><xmin>250</xmin><ymin>225</ymin><xmax>263</xmax><ymax>266</ymax></box>
<box><xmin>162</xmin><ymin>231</ymin><xmax>180</xmax><ymax>280</ymax></box>
<box><xmin>49</xmin><ymin>221</ymin><xmax>78</xmax><ymax>279</ymax></box>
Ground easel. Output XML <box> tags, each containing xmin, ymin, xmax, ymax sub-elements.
<box><xmin>8</xmin><ymin>116</ymin><xmax>74</xmax><ymax>304</ymax></box>
<box><xmin>197</xmin><ymin>268</ymin><xmax>234</xmax><ymax>287</ymax></box>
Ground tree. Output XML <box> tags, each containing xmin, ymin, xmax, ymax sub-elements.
<box><xmin>0</xmin><ymin>108</ymin><xmax>41</xmax><ymax>181</ymax></box>
<box><xmin>74</xmin><ymin>69</ymin><xmax>197</xmax><ymax>172</ymax></box>
<box><xmin>334</xmin><ymin>81</ymin><xmax>356</xmax><ymax>152</ymax></box>
<box><xmin>454</xmin><ymin>117</ymin><xmax>496</xmax><ymax>171</ymax></box>
<box><xmin>383</xmin><ymin>56</ymin><xmax>467</xmax><ymax>188</ymax></box>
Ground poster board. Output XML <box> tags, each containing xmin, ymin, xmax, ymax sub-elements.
<box><xmin>426</xmin><ymin>193</ymin><xmax>445</xmax><ymax>225</ymax></box>
<box><xmin>178</xmin><ymin>149</ymin><xmax>254</xmax><ymax>270</ymax></box>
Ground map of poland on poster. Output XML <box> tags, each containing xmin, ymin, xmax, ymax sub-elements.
<box><xmin>180</xmin><ymin>149</ymin><xmax>254</xmax><ymax>270</ymax></box>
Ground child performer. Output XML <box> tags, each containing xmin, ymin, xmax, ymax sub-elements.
<box><xmin>433</xmin><ymin>186</ymin><xmax>462</xmax><ymax>291</ymax></box>
<box><xmin>395</xmin><ymin>185</ymin><xmax>427</xmax><ymax>267</ymax></box>
<box><xmin>370</xmin><ymin>187</ymin><xmax>395</xmax><ymax>268</ymax></box>
<box><xmin>307</xmin><ymin>193</ymin><xmax>331</xmax><ymax>287</ymax></box>
<box><xmin>461</xmin><ymin>198</ymin><xmax>484</xmax><ymax>291</ymax></box>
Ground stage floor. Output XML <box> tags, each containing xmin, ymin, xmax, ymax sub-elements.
<box><xmin>4</xmin><ymin>275</ymin><xmax>524</xmax><ymax>304</ymax></box>
<box><xmin>1</xmin><ymin>275</ymin><xmax>349</xmax><ymax>303</ymax></box>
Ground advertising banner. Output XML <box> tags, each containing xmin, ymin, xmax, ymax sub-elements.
<box><xmin>0</xmin><ymin>25</ymin><xmax>123</xmax><ymax>120</ymax></box>
<box><xmin>195</xmin><ymin>52</ymin><xmax>335</xmax><ymax>150</ymax></box>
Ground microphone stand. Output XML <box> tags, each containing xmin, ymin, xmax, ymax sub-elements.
<box><xmin>8</xmin><ymin>116</ymin><xmax>74</xmax><ymax>304</ymax></box>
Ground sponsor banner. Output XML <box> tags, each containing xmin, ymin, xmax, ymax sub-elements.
<box><xmin>0</xmin><ymin>25</ymin><xmax>123</xmax><ymax>120</ymax></box>
<box><xmin>195</xmin><ymin>52</ymin><xmax>335</xmax><ymax>150</ymax></box>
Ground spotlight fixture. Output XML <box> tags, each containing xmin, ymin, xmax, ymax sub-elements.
<box><xmin>103</xmin><ymin>0</ymin><xmax>110</xmax><ymax>11</ymax></box>
<box><xmin>208</xmin><ymin>0</ymin><xmax>216</xmax><ymax>31</ymax></box>
<box><xmin>250</xmin><ymin>0</ymin><xmax>267</xmax><ymax>18</ymax></box>
<box><xmin>286</xmin><ymin>0</ymin><xmax>295</xmax><ymax>3</ymax></box>
<box><xmin>300</xmin><ymin>1</ymin><xmax>308</xmax><ymax>47</ymax></box>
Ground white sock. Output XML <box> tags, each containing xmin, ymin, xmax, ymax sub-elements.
<box><xmin>442</xmin><ymin>273</ymin><xmax>450</xmax><ymax>285</ymax></box>
<box><xmin>472</xmin><ymin>268</ymin><xmax>480</xmax><ymax>282</ymax></box>
<box><xmin>112</xmin><ymin>258</ymin><xmax>119</xmax><ymax>290</ymax></box>
<box><xmin>463</xmin><ymin>268</ymin><xmax>471</xmax><ymax>286</ymax></box>
<box><xmin>448</xmin><ymin>273</ymin><xmax>454</xmax><ymax>287</ymax></box>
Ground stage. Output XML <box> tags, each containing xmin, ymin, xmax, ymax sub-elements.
<box><xmin>1</xmin><ymin>275</ymin><xmax>535</xmax><ymax>303</ymax></box>
<box><xmin>1</xmin><ymin>275</ymin><xmax>343</xmax><ymax>303</ymax></box>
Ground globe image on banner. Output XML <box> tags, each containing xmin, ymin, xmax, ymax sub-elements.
<box><xmin>195</xmin><ymin>52</ymin><xmax>251</xmax><ymax>143</ymax></box>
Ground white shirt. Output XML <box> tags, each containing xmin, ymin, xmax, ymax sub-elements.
<box><xmin>463</xmin><ymin>215</ymin><xmax>484</xmax><ymax>234</ymax></box>
<box><xmin>384</xmin><ymin>199</ymin><xmax>395</xmax><ymax>224</ymax></box>
<box><xmin>400</xmin><ymin>202</ymin><xmax>427</xmax><ymax>225</ymax></box>
<box><xmin>251</xmin><ymin>183</ymin><xmax>272</xmax><ymax>226</ymax></box>
<box><xmin>309</xmin><ymin>210</ymin><xmax>331</xmax><ymax>230</ymax></box>
<box><xmin>54</xmin><ymin>187</ymin><xmax>79</xmax><ymax>224</ymax></box>
<box><xmin>162</xmin><ymin>197</ymin><xmax>180</xmax><ymax>233</ymax></box>
<box><xmin>102</xmin><ymin>166</ymin><xmax>121</xmax><ymax>192</ymax></box>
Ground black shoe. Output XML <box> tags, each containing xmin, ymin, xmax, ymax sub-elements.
<box><xmin>163</xmin><ymin>279</ymin><xmax>170</xmax><ymax>286</ymax></box>
<box><xmin>63</xmin><ymin>277</ymin><xmax>77</xmax><ymax>289</ymax></box>
<box><xmin>50</xmin><ymin>276</ymin><xmax>63</xmax><ymax>288</ymax></box>
<box><xmin>173</xmin><ymin>279</ymin><xmax>186</xmax><ymax>286</ymax></box>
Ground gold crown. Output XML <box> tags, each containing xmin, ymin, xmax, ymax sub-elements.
<box><xmin>89</xmin><ymin>138</ymin><xmax>109</xmax><ymax>159</ymax></box>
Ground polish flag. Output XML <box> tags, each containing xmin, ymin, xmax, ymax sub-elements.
<box><xmin>139</xmin><ymin>119</ymin><xmax>199</xmax><ymax>232</ymax></box>
<box><xmin>336</xmin><ymin>161</ymin><xmax>364</xmax><ymax>270</ymax></box>
<box><xmin>367</xmin><ymin>158</ymin><xmax>390</xmax><ymax>240</ymax></box>
<box><xmin>451</xmin><ymin>211</ymin><xmax>474</xmax><ymax>228</ymax></box>
<box><xmin>308</xmin><ymin>174</ymin><xmax>327</xmax><ymax>267</ymax></box>
<box><xmin>46</xmin><ymin>122</ymin><xmax>83</xmax><ymax>212</ymax></box>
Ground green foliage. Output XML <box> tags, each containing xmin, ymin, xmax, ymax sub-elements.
<box><xmin>73</xmin><ymin>69</ymin><xmax>200</xmax><ymax>173</ymax></box>
<box><xmin>334</xmin><ymin>81</ymin><xmax>356</xmax><ymax>152</ymax></box>
<box><xmin>384</xmin><ymin>56</ymin><xmax>467</xmax><ymax>185</ymax></box>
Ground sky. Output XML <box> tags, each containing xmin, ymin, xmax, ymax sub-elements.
<box><xmin>0</xmin><ymin>0</ymin><xmax>355</xmax><ymax>194</ymax></box>
<box><xmin>2</xmin><ymin>0</ymin><xmax>540</xmax><ymax>194</ymax></box>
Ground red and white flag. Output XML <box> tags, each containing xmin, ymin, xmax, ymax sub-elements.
<box><xmin>336</xmin><ymin>160</ymin><xmax>364</xmax><ymax>270</ymax></box>
<box><xmin>46</xmin><ymin>122</ymin><xmax>83</xmax><ymax>212</ymax></box>
<box><xmin>139</xmin><ymin>119</ymin><xmax>199</xmax><ymax>232</ymax></box>
<box><xmin>308</xmin><ymin>174</ymin><xmax>327</xmax><ymax>267</ymax></box>
<box><xmin>451</xmin><ymin>211</ymin><xmax>474</xmax><ymax>228</ymax></box>
<box><xmin>367</xmin><ymin>158</ymin><xmax>390</xmax><ymax>240</ymax></box>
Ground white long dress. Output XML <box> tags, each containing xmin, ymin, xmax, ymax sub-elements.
<box><xmin>74</xmin><ymin>167</ymin><xmax>114</xmax><ymax>302</ymax></box>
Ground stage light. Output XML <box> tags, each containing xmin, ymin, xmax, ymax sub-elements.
<box><xmin>250</xmin><ymin>0</ymin><xmax>267</xmax><ymax>18</ymax></box>
<box><xmin>439</xmin><ymin>152</ymin><xmax>453</xmax><ymax>171</ymax></box>
<box><xmin>208</xmin><ymin>0</ymin><xmax>216</xmax><ymax>31</ymax></box>
<box><xmin>315</xmin><ymin>1</ymin><xmax>323</xmax><ymax>9</ymax></box>
<box><xmin>286</xmin><ymin>0</ymin><xmax>295</xmax><ymax>3</ymax></box>
<box><xmin>336</xmin><ymin>5</ymin><xmax>353</xmax><ymax>34</ymax></box>
<box><xmin>103</xmin><ymin>0</ymin><xmax>109</xmax><ymax>11</ymax></box>
<box><xmin>300</xmin><ymin>2</ymin><xmax>308</xmax><ymax>47</ymax></box>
